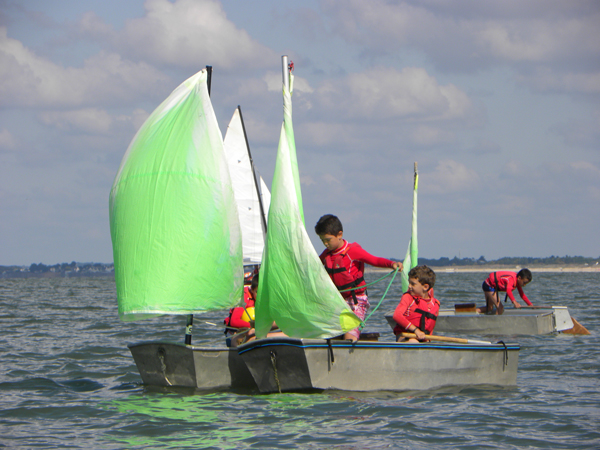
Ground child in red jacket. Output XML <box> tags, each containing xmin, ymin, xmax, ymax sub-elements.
<box><xmin>315</xmin><ymin>214</ymin><xmax>402</xmax><ymax>342</ymax></box>
<box><xmin>477</xmin><ymin>269</ymin><xmax>533</xmax><ymax>315</ymax></box>
<box><xmin>392</xmin><ymin>265</ymin><xmax>440</xmax><ymax>343</ymax></box>
<box><xmin>224</xmin><ymin>273</ymin><xmax>258</xmax><ymax>333</ymax></box>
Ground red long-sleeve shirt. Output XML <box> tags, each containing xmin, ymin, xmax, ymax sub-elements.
<box><xmin>484</xmin><ymin>271</ymin><xmax>532</xmax><ymax>306</ymax></box>
<box><xmin>320</xmin><ymin>240</ymin><xmax>395</xmax><ymax>298</ymax></box>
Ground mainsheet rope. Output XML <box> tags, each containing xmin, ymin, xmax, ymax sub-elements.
<box><xmin>338</xmin><ymin>268</ymin><xmax>400</xmax><ymax>331</ymax></box>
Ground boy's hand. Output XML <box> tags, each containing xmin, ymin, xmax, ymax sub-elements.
<box><xmin>392</xmin><ymin>262</ymin><xmax>403</xmax><ymax>271</ymax></box>
<box><xmin>513</xmin><ymin>302</ymin><xmax>522</xmax><ymax>309</ymax></box>
<box><xmin>414</xmin><ymin>328</ymin><xmax>426</xmax><ymax>341</ymax></box>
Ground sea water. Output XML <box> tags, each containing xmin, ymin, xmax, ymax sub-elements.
<box><xmin>1</xmin><ymin>272</ymin><xmax>599</xmax><ymax>449</ymax></box>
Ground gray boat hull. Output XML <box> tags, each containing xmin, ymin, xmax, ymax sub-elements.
<box><xmin>385</xmin><ymin>306</ymin><xmax>573</xmax><ymax>336</ymax></box>
<box><xmin>238</xmin><ymin>338</ymin><xmax>519</xmax><ymax>393</ymax></box>
<box><xmin>128</xmin><ymin>341</ymin><xmax>257</xmax><ymax>390</ymax></box>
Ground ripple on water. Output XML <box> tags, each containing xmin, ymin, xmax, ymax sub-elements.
<box><xmin>0</xmin><ymin>274</ymin><xmax>599</xmax><ymax>449</ymax></box>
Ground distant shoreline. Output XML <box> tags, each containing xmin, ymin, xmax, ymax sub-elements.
<box><xmin>2</xmin><ymin>264</ymin><xmax>599</xmax><ymax>279</ymax></box>
<box><xmin>366</xmin><ymin>265</ymin><xmax>600</xmax><ymax>274</ymax></box>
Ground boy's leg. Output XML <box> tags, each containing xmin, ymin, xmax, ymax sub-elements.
<box><xmin>344</xmin><ymin>294</ymin><xmax>369</xmax><ymax>342</ymax></box>
<box><xmin>496</xmin><ymin>292</ymin><xmax>504</xmax><ymax>315</ymax></box>
<box><xmin>484</xmin><ymin>291</ymin><xmax>497</xmax><ymax>314</ymax></box>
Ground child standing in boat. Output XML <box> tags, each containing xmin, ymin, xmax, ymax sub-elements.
<box><xmin>478</xmin><ymin>269</ymin><xmax>533</xmax><ymax>315</ymax></box>
<box><xmin>392</xmin><ymin>265</ymin><xmax>440</xmax><ymax>342</ymax></box>
<box><xmin>315</xmin><ymin>214</ymin><xmax>402</xmax><ymax>342</ymax></box>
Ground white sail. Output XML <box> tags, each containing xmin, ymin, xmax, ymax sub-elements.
<box><xmin>259</xmin><ymin>175</ymin><xmax>271</xmax><ymax>219</ymax></box>
<box><xmin>223</xmin><ymin>107</ymin><xmax>270</xmax><ymax>264</ymax></box>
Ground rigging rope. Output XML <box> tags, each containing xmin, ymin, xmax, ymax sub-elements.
<box><xmin>336</xmin><ymin>267</ymin><xmax>401</xmax><ymax>331</ymax></box>
<box><xmin>338</xmin><ymin>269</ymin><xmax>398</xmax><ymax>292</ymax></box>
<box><xmin>359</xmin><ymin>267</ymin><xmax>399</xmax><ymax>330</ymax></box>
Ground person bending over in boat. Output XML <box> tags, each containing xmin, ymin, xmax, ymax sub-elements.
<box><xmin>315</xmin><ymin>214</ymin><xmax>402</xmax><ymax>342</ymax></box>
<box><xmin>392</xmin><ymin>265</ymin><xmax>440</xmax><ymax>343</ymax></box>
<box><xmin>477</xmin><ymin>269</ymin><xmax>533</xmax><ymax>315</ymax></box>
<box><xmin>224</xmin><ymin>273</ymin><xmax>259</xmax><ymax>334</ymax></box>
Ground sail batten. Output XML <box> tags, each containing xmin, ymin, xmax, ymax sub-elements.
<box><xmin>110</xmin><ymin>69</ymin><xmax>243</xmax><ymax>321</ymax></box>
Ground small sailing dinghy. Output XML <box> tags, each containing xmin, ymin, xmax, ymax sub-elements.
<box><xmin>238</xmin><ymin>57</ymin><xmax>520</xmax><ymax>394</ymax></box>
<box><xmin>385</xmin><ymin>304</ymin><xmax>578</xmax><ymax>336</ymax></box>
<box><xmin>110</xmin><ymin>67</ymin><xmax>256</xmax><ymax>389</ymax></box>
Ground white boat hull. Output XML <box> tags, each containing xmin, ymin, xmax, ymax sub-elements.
<box><xmin>238</xmin><ymin>338</ymin><xmax>519</xmax><ymax>393</ymax></box>
<box><xmin>385</xmin><ymin>306</ymin><xmax>573</xmax><ymax>336</ymax></box>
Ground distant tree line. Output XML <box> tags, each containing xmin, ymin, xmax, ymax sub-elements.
<box><xmin>1</xmin><ymin>262</ymin><xmax>114</xmax><ymax>278</ymax></box>
<box><xmin>416</xmin><ymin>255</ymin><xmax>599</xmax><ymax>267</ymax></box>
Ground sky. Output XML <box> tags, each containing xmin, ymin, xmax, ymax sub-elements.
<box><xmin>1</xmin><ymin>0</ymin><xmax>599</xmax><ymax>266</ymax></box>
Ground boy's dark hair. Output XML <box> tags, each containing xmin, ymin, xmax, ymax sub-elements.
<box><xmin>408</xmin><ymin>265</ymin><xmax>436</xmax><ymax>288</ymax></box>
<box><xmin>517</xmin><ymin>268</ymin><xmax>532</xmax><ymax>282</ymax></box>
<box><xmin>315</xmin><ymin>214</ymin><xmax>343</xmax><ymax>236</ymax></box>
<box><xmin>251</xmin><ymin>273</ymin><xmax>259</xmax><ymax>291</ymax></box>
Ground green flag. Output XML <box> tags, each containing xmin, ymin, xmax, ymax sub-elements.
<box><xmin>401</xmin><ymin>164</ymin><xmax>418</xmax><ymax>293</ymax></box>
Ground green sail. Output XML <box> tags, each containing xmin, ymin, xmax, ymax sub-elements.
<box><xmin>109</xmin><ymin>69</ymin><xmax>243</xmax><ymax>321</ymax></box>
<box><xmin>254</xmin><ymin>68</ymin><xmax>361</xmax><ymax>339</ymax></box>
<box><xmin>401</xmin><ymin>165</ymin><xmax>419</xmax><ymax>293</ymax></box>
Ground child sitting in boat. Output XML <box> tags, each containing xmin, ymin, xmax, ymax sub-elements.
<box><xmin>315</xmin><ymin>214</ymin><xmax>402</xmax><ymax>342</ymax></box>
<box><xmin>392</xmin><ymin>265</ymin><xmax>440</xmax><ymax>343</ymax></box>
<box><xmin>224</xmin><ymin>273</ymin><xmax>258</xmax><ymax>334</ymax></box>
<box><xmin>477</xmin><ymin>269</ymin><xmax>533</xmax><ymax>315</ymax></box>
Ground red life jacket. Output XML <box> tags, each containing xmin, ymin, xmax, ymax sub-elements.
<box><xmin>320</xmin><ymin>242</ymin><xmax>366</xmax><ymax>304</ymax></box>
<box><xmin>224</xmin><ymin>286</ymin><xmax>256</xmax><ymax>333</ymax></box>
<box><xmin>393</xmin><ymin>292</ymin><xmax>440</xmax><ymax>335</ymax></box>
<box><xmin>224</xmin><ymin>307</ymin><xmax>251</xmax><ymax>330</ymax></box>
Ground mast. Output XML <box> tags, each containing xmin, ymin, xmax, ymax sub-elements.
<box><xmin>237</xmin><ymin>105</ymin><xmax>268</xmax><ymax>236</ymax></box>
<box><xmin>282</xmin><ymin>55</ymin><xmax>289</xmax><ymax>93</ymax></box>
<box><xmin>206</xmin><ymin>65</ymin><xmax>212</xmax><ymax>96</ymax></box>
<box><xmin>185</xmin><ymin>64</ymin><xmax>213</xmax><ymax>346</ymax></box>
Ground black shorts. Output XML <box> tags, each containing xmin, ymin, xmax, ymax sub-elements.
<box><xmin>482</xmin><ymin>281</ymin><xmax>495</xmax><ymax>292</ymax></box>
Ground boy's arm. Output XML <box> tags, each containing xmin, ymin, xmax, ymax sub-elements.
<box><xmin>517</xmin><ymin>285</ymin><xmax>533</xmax><ymax>306</ymax></box>
<box><xmin>348</xmin><ymin>244</ymin><xmax>400</xmax><ymax>270</ymax></box>
<box><xmin>392</xmin><ymin>294</ymin><xmax>414</xmax><ymax>331</ymax></box>
<box><xmin>504</xmin><ymin>278</ymin><xmax>521</xmax><ymax>306</ymax></box>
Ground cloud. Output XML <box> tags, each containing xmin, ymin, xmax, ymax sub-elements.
<box><xmin>38</xmin><ymin>108</ymin><xmax>114</xmax><ymax>134</ymax></box>
<box><xmin>550</xmin><ymin>112</ymin><xmax>600</xmax><ymax>148</ymax></box>
<box><xmin>0</xmin><ymin>128</ymin><xmax>17</xmax><ymax>150</ymax></box>
<box><xmin>314</xmin><ymin>66</ymin><xmax>474</xmax><ymax>122</ymax></box>
<box><xmin>322</xmin><ymin>1</ymin><xmax>600</xmax><ymax>85</ymax></box>
<box><xmin>0</xmin><ymin>27</ymin><xmax>169</xmax><ymax>108</ymax></box>
<box><xmin>425</xmin><ymin>159</ymin><xmax>481</xmax><ymax>194</ymax></box>
<box><xmin>518</xmin><ymin>67</ymin><xmax>600</xmax><ymax>95</ymax></box>
<box><xmin>410</xmin><ymin>125</ymin><xmax>456</xmax><ymax>146</ymax></box>
<box><xmin>113</xmin><ymin>0</ymin><xmax>277</xmax><ymax>70</ymax></box>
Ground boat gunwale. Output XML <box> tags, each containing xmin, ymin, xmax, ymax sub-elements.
<box><xmin>127</xmin><ymin>341</ymin><xmax>235</xmax><ymax>352</ymax></box>
<box><xmin>237</xmin><ymin>337</ymin><xmax>520</xmax><ymax>354</ymax></box>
